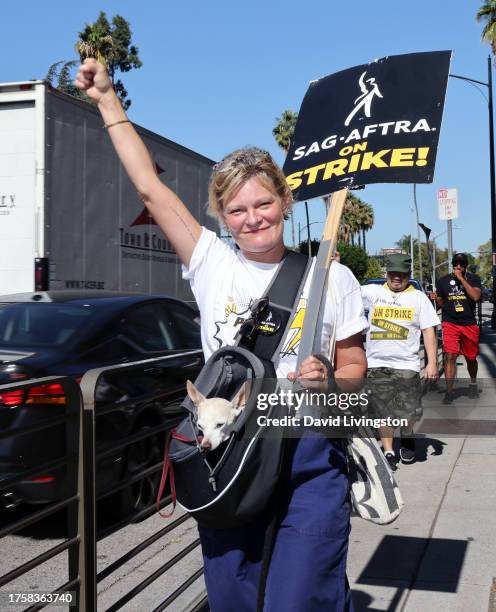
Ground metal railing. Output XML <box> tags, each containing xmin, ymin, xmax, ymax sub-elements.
<box><xmin>0</xmin><ymin>352</ymin><xmax>209</xmax><ymax>611</ymax></box>
<box><xmin>79</xmin><ymin>351</ymin><xmax>207</xmax><ymax>611</ymax></box>
<box><xmin>0</xmin><ymin>376</ymin><xmax>83</xmax><ymax>608</ymax></box>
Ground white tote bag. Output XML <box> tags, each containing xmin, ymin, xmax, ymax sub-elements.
<box><xmin>326</xmin><ymin>275</ymin><xmax>404</xmax><ymax>525</ymax></box>
<box><xmin>347</xmin><ymin>425</ymin><xmax>404</xmax><ymax>524</ymax></box>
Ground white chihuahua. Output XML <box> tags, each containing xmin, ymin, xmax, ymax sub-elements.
<box><xmin>186</xmin><ymin>380</ymin><xmax>250</xmax><ymax>451</ymax></box>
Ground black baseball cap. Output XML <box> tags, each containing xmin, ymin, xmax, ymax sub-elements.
<box><xmin>452</xmin><ymin>253</ymin><xmax>468</xmax><ymax>267</ymax></box>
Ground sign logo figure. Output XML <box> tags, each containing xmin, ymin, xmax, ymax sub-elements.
<box><xmin>344</xmin><ymin>71</ymin><xmax>383</xmax><ymax>126</ymax></box>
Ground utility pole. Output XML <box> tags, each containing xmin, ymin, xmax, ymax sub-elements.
<box><xmin>447</xmin><ymin>219</ymin><xmax>453</xmax><ymax>273</ymax></box>
<box><xmin>432</xmin><ymin>239</ymin><xmax>436</xmax><ymax>289</ymax></box>
<box><xmin>304</xmin><ymin>201</ymin><xmax>311</xmax><ymax>257</ymax></box>
<box><xmin>290</xmin><ymin>210</ymin><xmax>296</xmax><ymax>248</ymax></box>
<box><xmin>413</xmin><ymin>184</ymin><xmax>423</xmax><ymax>285</ymax></box>
<box><xmin>449</xmin><ymin>57</ymin><xmax>496</xmax><ymax>326</ymax></box>
<box><xmin>410</xmin><ymin>233</ymin><xmax>414</xmax><ymax>273</ymax></box>
<box><xmin>488</xmin><ymin>56</ymin><xmax>496</xmax><ymax>328</ymax></box>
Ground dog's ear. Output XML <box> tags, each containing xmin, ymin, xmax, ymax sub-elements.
<box><xmin>233</xmin><ymin>381</ymin><xmax>250</xmax><ymax>415</ymax></box>
<box><xmin>186</xmin><ymin>380</ymin><xmax>206</xmax><ymax>405</ymax></box>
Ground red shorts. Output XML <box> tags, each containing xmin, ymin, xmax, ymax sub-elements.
<box><xmin>442</xmin><ymin>322</ymin><xmax>480</xmax><ymax>360</ymax></box>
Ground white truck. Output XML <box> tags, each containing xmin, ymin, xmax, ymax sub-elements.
<box><xmin>0</xmin><ymin>80</ymin><xmax>216</xmax><ymax>301</ymax></box>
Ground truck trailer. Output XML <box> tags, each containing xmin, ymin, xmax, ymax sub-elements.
<box><xmin>0</xmin><ymin>81</ymin><xmax>216</xmax><ymax>301</ymax></box>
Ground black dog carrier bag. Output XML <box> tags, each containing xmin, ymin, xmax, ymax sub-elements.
<box><xmin>156</xmin><ymin>251</ymin><xmax>309</xmax><ymax>529</ymax></box>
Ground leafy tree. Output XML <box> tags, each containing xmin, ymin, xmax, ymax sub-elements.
<box><xmin>76</xmin><ymin>11</ymin><xmax>142</xmax><ymax>110</ymax></box>
<box><xmin>337</xmin><ymin>241</ymin><xmax>368</xmax><ymax>282</ymax></box>
<box><xmin>365</xmin><ymin>256</ymin><xmax>384</xmax><ymax>279</ymax></box>
<box><xmin>433</xmin><ymin>246</ymin><xmax>450</xmax><ymax>280</ymax></box>
<box><xmin>296</xmin><ymin>239</ymin><xmax>369</xmax><ymax>282</ymax></box>
<box><xmin>395</xmin><ymin>234</ymin><xmax>432</xmax><ymax>280</ymax></box>
<box><xmin>466</xmin><ymin>253</ymin><xmax>478</xmax><ymax>274</ymax></box>
<box><xmin>476</xmin><ymin>238</ymin><xmax>492</xmax><ymax>284</ymax></box>
<box><xmin>297</xmin><ymin>239</ymin><xmax>320</xmax><ymax>257</ymax></box>
<box><xmin>46</xmin><ymin>12</ymin><xmax>141</xmax><ymax>109</ymax></box>
<box><xmin>477</xmin><ymin>1</ymin><xmax>496</xmax><ymax>56</ymax></box>
<box><xmin>394</xmin><ymin>234</ymin><xmax>450</xmax><ymax>283</ymax></box>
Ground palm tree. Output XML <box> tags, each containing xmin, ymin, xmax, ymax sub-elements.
<box><xmin>348</xmin><ymin>196</ymin><xmax>361</xmax><ymax>247</ymax></box>
<box><xmin>337</xmin><ymin>194</ymin><xmax>374</xmax><ymax>248</ymax></box>
<box><xmin>339</xmin><ymin>194</ymin><xmax>359</xmax><ymax>245</ymax></box>
<box><xmin>477</xmin><ymin>1</ymin><xmax>496</xmax><ymax>56</ymax></box>
<box><xmin>46</xmin><ymin>61</ymin><xmax>65</xmax><ymax>86</ymax></box>
<box><xmin>350</xmin><ymin>194</ymin><xmax>363</xmax><ymax>247</ymax></box>
<box><xmin>338</xmin><ymin>197</ymin><xmax>352</xmax><ymax>244</ymax></box>
<box><xmin>360</xmin><ymin>201</ymin><xmax>374</xmax><ymax>252</ymax></box>
<box><xmin>273</xmin><ymin>110</ymin><xmax>299</xmax><ymax>246</ymax></box>
<box><xmin>273</xmin><ymin>110</ymin><xmax>298</xmax><ymax>152</ymax></box>
<box><xmin>46</xmin><ymin>60</ymin><xmax>89</xmax><ymax>100</ymax></box>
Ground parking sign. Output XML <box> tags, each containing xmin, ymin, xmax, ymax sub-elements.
<box><xmin>437</xmin><ymin>188</ymin><xmax>458</xmax><ymax>220</ymax></box>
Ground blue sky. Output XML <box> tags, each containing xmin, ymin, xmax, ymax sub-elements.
<box><xmin>1</xmin><ymin>0</ymin><xmax>493</xmax><ymax>257</ymax></box>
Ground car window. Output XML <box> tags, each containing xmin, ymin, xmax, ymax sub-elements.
<box><xmin>164</xmin><ymin>302</ymin><xmax>202</xmax><ymax>349</ymax></box>
<box><xmin>119</xmin><ymin>304</ymin><xmax>175</xmax><ymax>352</ymax></box>
<box><xmin>0</xmin><ymin>303</ymin><xmax>94</xmax><ymax>347</ymax></box>
<box><xmin>82</xmin><ymin>337</ymin><xmax>136</xmax><ymax>363</ymax></box>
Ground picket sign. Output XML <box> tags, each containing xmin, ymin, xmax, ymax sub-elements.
<box><xmin>296</xmin><ymin>188</ymin><xmax>348</xmax><ymax>368</ymax></box>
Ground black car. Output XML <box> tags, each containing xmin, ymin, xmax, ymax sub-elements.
<box><xmin>0</xmin><ymin>291</ymin><xmax>204</xmax><ymax>518</ymax></box>
<box><xmin>481</xmin><ymin>287</ymin><xmax>493</xmax><ymax>302</ymax></box>
<box><xmin>362</xmin><ymin>277</ymin><xmax>423</xmax><ymax>291</ymax></box>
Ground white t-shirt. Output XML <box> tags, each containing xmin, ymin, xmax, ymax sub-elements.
<box><xmin>361</xmin><ymin>283</ymin><xmax>440</xmax><ymax>371</ymax></box>
<box><xmin>183</xmin><ymin>228</ymin><xmax>366</xmax><ymax>378</ymax></box>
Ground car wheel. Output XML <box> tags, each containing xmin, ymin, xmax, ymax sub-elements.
<box><xmin>105</xmin><ymin>420</ymin><xmax>162</xmax><ymax>521</ymax></box>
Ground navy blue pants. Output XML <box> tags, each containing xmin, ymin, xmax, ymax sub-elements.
<box><xmin>199</xmin><ymin>436</ymin><xmax>354</xmax><ymax>611</ymax></box>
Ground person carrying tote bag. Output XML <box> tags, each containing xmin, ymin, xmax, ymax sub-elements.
<box><xmin>75</xmin><ymin>59</ymin><xmax>367</xmax><ymax>611</ymax></box>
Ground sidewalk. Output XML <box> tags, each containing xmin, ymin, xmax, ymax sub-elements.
<box><xmin>348</xmin><ymin>303</ymin><xmax>496</xmax><ymax>611</ymax></box>
<box><xmin>93</xmin><ymin>306</ymin><xmax>496</xmax><ymax>611</ymax></box>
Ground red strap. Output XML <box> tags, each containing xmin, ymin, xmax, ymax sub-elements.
<box><xmin>157</xmin><ymin>430</ymin><xmax>176</xmax><ymax>518</ymax></box>
<box><xmin>156</xmin><ymin>429</ymin><xmax>200</xmax><ymax>518</ymax></box>
<box><xmin>174</xmin><ymin>432</ymin><xmax>196</xmax><ymax>443</ymax></box>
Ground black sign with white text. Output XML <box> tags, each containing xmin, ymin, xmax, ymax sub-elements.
<box><xmin>283</xmin><ymin>50</ymin><xmax>452</xmax><ymax>201</ymax></box>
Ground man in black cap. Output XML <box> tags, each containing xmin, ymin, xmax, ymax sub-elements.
<box><xmin>432</xmin><ymin>253</ymin><xmax>482</xmax><ymax>403</ymax></box>
<box><xmin>362</xmin><ymin>254</ymin><xmax>439</xmax><ymax>470</ymax></box>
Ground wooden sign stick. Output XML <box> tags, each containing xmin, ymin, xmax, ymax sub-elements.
<box><xmin>321</xmin><ymin>188</ymin><xmax>348</xmax><ymax>267</ymax></box>
<box><xmin>296</xmin><ymin>188</ymin><xmax>349</xmax><ymax>369</ymax></box>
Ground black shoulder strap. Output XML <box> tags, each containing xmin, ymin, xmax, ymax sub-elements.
<box><xmin>237</xmin><ymin>251</ymin><xmax>310</xmax><ymax>361</ymax></box>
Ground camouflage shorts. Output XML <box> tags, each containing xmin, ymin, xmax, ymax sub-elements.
<box><xmin>366</xmin><ymin>367</ymin><xmax>422</xmax><ymax>421</ymax></box>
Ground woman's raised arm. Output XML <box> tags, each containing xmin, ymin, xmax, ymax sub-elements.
<box><xmin>75</xmin><ymin>58</ymin><xmax>202</xmax><ymax>268</ymax></box>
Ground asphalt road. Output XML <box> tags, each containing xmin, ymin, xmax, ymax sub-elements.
<box><xmin>0</xmin><ymin>501</ymin><xmax>205</xmax><ymax>611</ymax></box>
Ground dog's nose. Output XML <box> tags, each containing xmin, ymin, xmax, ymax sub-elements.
<box><xmin>201</xmin><ymin>440</ymin><xmax>211</xmax><ymax>450</ymax></box>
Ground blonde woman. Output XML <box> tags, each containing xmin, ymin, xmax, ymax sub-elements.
<box><xmin>76</xmin><ymin>59</ymin><xmax>366</xmax><ymax>611</ymax></box>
